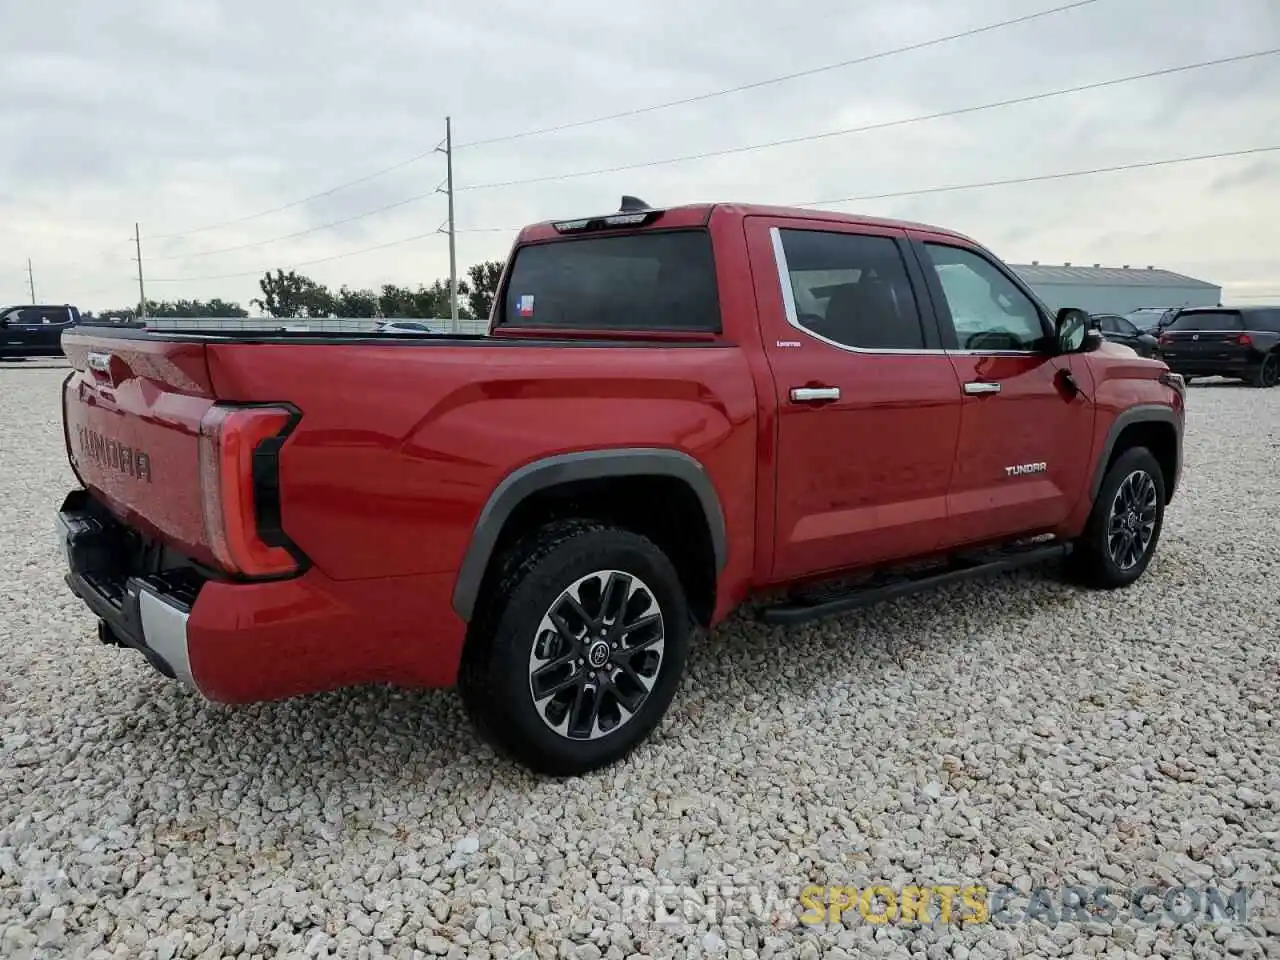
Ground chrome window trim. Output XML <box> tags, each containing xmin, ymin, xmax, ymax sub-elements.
<box><xmin>768</xmin><ymin>226</ymin><xmax>1042</xmax><ymax>358</ymax></box>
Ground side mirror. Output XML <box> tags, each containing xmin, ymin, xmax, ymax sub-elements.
<box><xmin>1055</xmin><ymin>307</ymin><xmax>1100</xmax><ymax>353</ymax></box>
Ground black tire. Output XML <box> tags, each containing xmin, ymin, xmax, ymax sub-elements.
<box><xmin>1068</xmin><ymin>447</ymin><xmax>1166</xmax><ymax>589</ymax></box>
<box><xmin>458</xmin><ymin>520</ymin><xmax>691</xmax><ymax>776</ymax></box>
<box><xmin>1250</xmin><ymin>352</ymin><xmax>1280</xmax><ymax>388</ymax></box>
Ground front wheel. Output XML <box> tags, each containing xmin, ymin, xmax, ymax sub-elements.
<box><xmin>458</xmin><ymin>520</ymin><xmax>691</xmax><ymax>776</ymax></box>
<box><xmin>1068</xmin><ymin>447</ymin><xmax>1166</xmax><ymax>589</ymax></box>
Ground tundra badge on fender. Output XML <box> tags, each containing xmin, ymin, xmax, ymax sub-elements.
<box><xmin>1005</xmin><ymin>462</ymin><xmax>1048</xmax><ymax>477</ymax></box>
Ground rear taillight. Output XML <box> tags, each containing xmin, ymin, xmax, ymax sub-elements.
<box><xmin>1237</xmin><ymin>334</ymin><xmax>1252</xmax><ymax>346</ymax></box>
<box><xmin>1158</xmin><ymin>333</ymin><xmax>1172</xmax><ymax>345</ymax></box>
<box><xmin>198</xmin><ymin>404</ymin><xmax>303</xmax><ymax>578</ymax></box>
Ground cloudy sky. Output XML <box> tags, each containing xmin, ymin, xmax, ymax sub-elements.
<box><xmin>2</xmin><ymin>0</ymin><xmax>1278</xmax><ymax>311</ymax></box>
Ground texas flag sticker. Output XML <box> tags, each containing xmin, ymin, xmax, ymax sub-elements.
<box><xmin>517</xmin><ymin>294</ymin><xmax>535</xmax><ymax>318</ymax></box>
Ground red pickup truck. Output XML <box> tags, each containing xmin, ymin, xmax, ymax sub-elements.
<box><xmin>56</xmin><ymin>198</ymin><xmax>1185</xmax><ymax>774</ymax></box>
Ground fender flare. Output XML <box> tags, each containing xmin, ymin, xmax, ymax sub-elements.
<box><xmin>452</xmin><ymin>448</ymin><xmax>728</xmax><ymax>621</ymax></box>
<box><xmin>1089</xmin><ymin>404</ymin><xmax>1182</xmax><ymax>503</ymax></box>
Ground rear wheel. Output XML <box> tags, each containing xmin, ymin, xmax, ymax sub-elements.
<box><xmin>1068</xmin><ymin>447</ymin><xmax>1166</xmax><ymax>589</ymax></box>
<box><xmin>1250</xmin><ymin>352</ymin><xmax>1280</xmax><ymax>388</ymax></box>
<box><xmin>458</xmin><ymin>520</ymin><xmax>691</xmax><ymax>776</ymax></box>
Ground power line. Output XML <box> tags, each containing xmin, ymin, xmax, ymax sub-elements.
<box><xmin>75</xmin><ymin>278</ymin><xmax>140</xmax><ymax>298</ymax></box>
<box><xmin>146</xmin><ymin>161</ymin><xmax>440</xmax><ymax>245</ymax></box>
<box><xmin>454</xmin><ymin>49</ymin><xmax>1278</xmax><ymax>192</ymax></box>
<box><xmin>150</xmin><ymin>47</ymin><xmax>1275</xmax><ymax>263</ymax></box>
<box><xmin>457</xmin><ymin>0</ymin><xmax>1105</xmax><ymax>149</ymax></box>
<box><xmin>148</xmin><ymin>190</ymin><xmax>444</xmax><ymax>261</ymax></box>
<box><xmin>455</xmin><ymin>144</ymin><xmax>1280</xmax><ymax>234</ymax></box>
<box><xmin>149</xmin><ymin>230</ymin><xmax>442</xmax><ymax>283</ymax></box>
<box><xmin>143</xmin><ymin>0</ymin><xmax>1104</xmax><ymax>243</ymax></box>
<box><xmin>799</xmin><ymin>144</ymin><xmax>1280</xmax><ymax>207</ymax></box>
<box><xmin>147</xmin><ymin>143</ymin><xmax>1280</xmax><ymax>286</ymax></box>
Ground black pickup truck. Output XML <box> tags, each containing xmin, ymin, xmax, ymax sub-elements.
<box><xmin>0</xmin><ymin>304</ymin><xmax>81</xmax><ymax>358</ymax></box>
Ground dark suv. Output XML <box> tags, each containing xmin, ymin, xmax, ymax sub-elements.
<box><xmin>1157</xmin><ymin>306</ymin><xmax>1280</xmax><ymax>387</ymax></box>
<box><xmin>1</xmin><ymin>304</ymin><xmax>81</xmax><ymax>358</ymax></box>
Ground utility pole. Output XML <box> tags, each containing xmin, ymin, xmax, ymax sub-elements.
<box><xmin>133</xmin><ymin>223</ymin><xmax>147</xmax><ymax>322</ymax></box>
<box><xmin>435</xmin><ymin>116</ymin><xmax>459</xmax><ymax>334</ymax></box>
<box><xmin>26</xmin><ymin>258</ymin><xmax>35</xmax><ymax>303</ymax></box>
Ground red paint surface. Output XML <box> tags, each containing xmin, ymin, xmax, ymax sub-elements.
<box><xmin>61</xmin><ymin>203</ymin><xmax>1182</xmax><ymax>702</ymax></box>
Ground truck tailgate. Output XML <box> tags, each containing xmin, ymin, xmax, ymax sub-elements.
<box><xmin>62</xmin><ymin>331</ymin><xmax>218</xmax><ymax>566</ymax></box>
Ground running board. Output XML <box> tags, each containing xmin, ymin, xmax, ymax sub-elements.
<box><xmin>758</xmin><ymin>541</ymin><xmax>1071</xmax><ymax>626</ymax></box>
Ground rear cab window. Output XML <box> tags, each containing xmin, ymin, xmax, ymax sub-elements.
<box><xmin>497</xmin><ymin>229</ymin><xmax>721</xmax><ymax>333</ymax></box>
<box><xmin>1168</xmin><ymin>310</ymin><xmax>1244</xmax><ymax>331</ymax></box>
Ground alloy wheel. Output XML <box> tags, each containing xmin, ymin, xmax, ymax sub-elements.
<box><xmin>527</xmin><ymin>570</ymin><xmax>665</xmax><ymax>740</ymax></box>
<box><xmin>1106</xmin><ymin>470</ymin><xmax>1158</xmax><ymax>570</ymax></box>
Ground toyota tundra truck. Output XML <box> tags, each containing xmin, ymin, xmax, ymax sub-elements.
<box><xmin>55</xmin><ymin>198</ymin><xmax>1185</xmax><ymax>775</ymax></box>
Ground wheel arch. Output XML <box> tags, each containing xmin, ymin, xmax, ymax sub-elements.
<box><xmin>1090</xmin><ymin>405</ymin><xmax>1181</xmax><ymax>506</ymax></box>
<box><xmin>452</xmin><ymin>449</ymin><xmax>728</xmax><ymax>624</ymax></box>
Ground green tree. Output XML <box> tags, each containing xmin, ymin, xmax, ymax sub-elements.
<box><xmin>93</xmin><ymin>307</ymin><xmax>138</xmax><ymax>324</ymax></box>
<box><xmin>465</xmin><ymin>260</ymin><xmax>504</xmax><ymax>322</ymax></box>
<box><xmin>377</xmin><ymin>284</ymin><xmax>416</xmax><ymax>318</ymax></box>
<box><xmin>203</xmin><ymin>298</ymin><xmax>250</xmax><ymax>317</ymax></box>
<box><xmin>142</xmin><ymin>298</ymin><xmax>249</xmax><ymax>318</ymax></box>
<box><xmin>378</xmin><ymin>279</ymin><xmax>471</xmax><ymax>319</ymax></box>
<box><xmin>253</xmin><ymin>270</ymin><xmax>335</xmax><ymax>318</ymax></box>
<box><xmin>334</xmin><ymin>286</ymin><xmax>379</xmax><ymax>318</ymax></box>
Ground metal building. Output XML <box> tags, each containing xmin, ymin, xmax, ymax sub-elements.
<box><xmin>1008</xmin><ymin>262</ymin><xmax>1221</xmax><ymax>315</ymax></box>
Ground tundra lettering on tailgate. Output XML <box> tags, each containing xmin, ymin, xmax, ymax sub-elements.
<box><xmin>77</xmin><ymin>426</ymin><xmax>152</xmax><ymax>483</ymax></box>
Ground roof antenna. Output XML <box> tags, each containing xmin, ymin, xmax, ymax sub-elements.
<box><xmin>618</xmin><ymin>195</ymin><xmax>651</xmax><ymax>213</ymax></box>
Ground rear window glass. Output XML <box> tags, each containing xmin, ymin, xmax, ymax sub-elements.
<box><xmin>1168</xmin><ymin>310</ymin><xmax>1243</xmax><ymax>331</ymax></box>
<box><xmin>499</xmin><ymin>229</ymin><xmax>720</xmax><ymax>332</ymax></box>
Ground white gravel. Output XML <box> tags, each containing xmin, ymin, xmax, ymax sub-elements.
<box><xmin>1</xmin><ymin>366</ymin><xmax>1278</xmax><ymax>960</ymax></box>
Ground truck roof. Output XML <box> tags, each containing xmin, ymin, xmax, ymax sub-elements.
<box><xmin>517</xmin><ymin>201</ymin><xmax>976</xmax><ymax>245</ymax></box>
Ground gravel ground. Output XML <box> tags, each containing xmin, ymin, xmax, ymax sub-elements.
<box><xmin>1</xmin><ymin>366</ymin><xmax>1277</xmax><ymax>960</ymax></box>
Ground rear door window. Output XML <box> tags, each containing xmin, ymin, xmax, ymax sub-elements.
<box><xmin>499</xmin><ymin>229</ymin><xmax>720</xmax><ymax>332</ymax></box>
<box><xmin>1168</xmin><ymin>311</ymin><xmax>1244</xmax><ymax>331</ymax></box>
<box><xmin>775</xmin><ymin>228</ymin><xmax>927</xmax><ymax>350</ymax></box>
<box><xmin>36</xmin><ymin>307</ymin><xmax>71</xmax><ymax>325</ymax></box>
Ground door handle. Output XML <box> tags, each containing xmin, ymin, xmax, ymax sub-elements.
<box><xmin>790</xmin><ymin>386</ymin><xmax>841</xmax><ymax>403</ymax></box>
<box><xmin>963</xmin><ymin>381</ymin><xmax>1001</xmax><ymax>395</ymax></box>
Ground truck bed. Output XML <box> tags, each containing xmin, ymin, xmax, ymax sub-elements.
<box><xmin>60</xmin><ymin>324</ymin><xmax>757</xmax><ymax>588</ymax></box>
